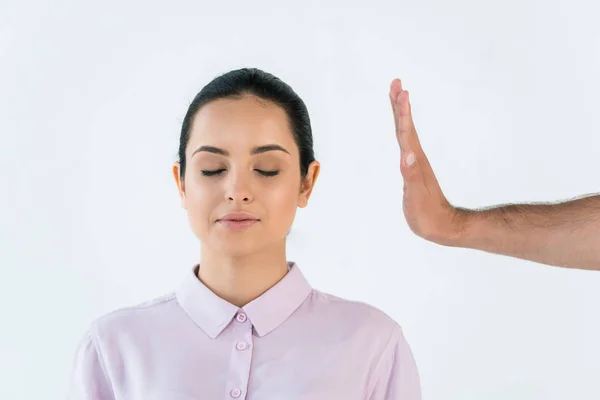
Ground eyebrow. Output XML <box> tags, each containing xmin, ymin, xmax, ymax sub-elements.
<box><xmin>191</xmin><ymin>144</ymin><xmax>291</xmax><ymax>158</ymax></box>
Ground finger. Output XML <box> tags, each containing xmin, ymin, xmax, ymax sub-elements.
<box><xmin>390</xmin><ymin>80</ymin><xmax>422</xmax><ymax>171</ymax></box>
<box><xmin>394</xmin><ymin>90</ymin><xmax>422</xmax><ymax>154</ymax></box>
<box><xmin>389</xmin><ymin>79</ymin><xmax>403</xmax><ymax>130</ymax></box>
<box><xmin>389</xmin><ymin>79</ymin><xmax>421</xmax><ymax>154</ymax></box>
<box><xmin>391</xmin><ymin>86</ymin><xmax>440</xmax><ymax>191</ymax></box>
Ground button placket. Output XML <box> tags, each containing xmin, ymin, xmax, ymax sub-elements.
<box><xmin>226</xmin><ymin>310</ymin><xmax>253</xmax><ymax>399</ymax></box>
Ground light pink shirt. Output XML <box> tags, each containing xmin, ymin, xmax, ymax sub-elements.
<box><xmin>68</xmin><ymin>262</ymin><xmax>421</xmax><ymax>399</ymax></box>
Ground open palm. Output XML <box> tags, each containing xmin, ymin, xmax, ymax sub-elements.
<box><xmin>389</xmin><ymin>79</ymin><xmax>463</xmax><ymax>245</ymax></box>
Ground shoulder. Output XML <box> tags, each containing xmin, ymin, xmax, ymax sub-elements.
<box><xmin>87</xmin><ymin>292</ymin><xmax>178</xmax><ymax>340</ymax></box>
<box><xmin>306</xmin><ymin>291</ymin><xmax>420</xmax><ymax>397</ymax></box>
<box><xmin>306</xmin><ymin>289</ymin><xmax>404</xmax><ymax>340</ymax></box>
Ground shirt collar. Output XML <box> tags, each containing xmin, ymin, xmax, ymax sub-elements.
<box><xmin>175</xmin><ymin>261</ymin><xmax>312</xmax><ymax>339</ymax></box>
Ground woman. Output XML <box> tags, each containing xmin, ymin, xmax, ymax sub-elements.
<box><xmin>67</xmin><ymin>68</ymin><xmax>421</xmax><ymax>399</ymax></box>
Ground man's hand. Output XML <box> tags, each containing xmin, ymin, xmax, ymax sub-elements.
<box><xmin>389</xmin><ymin>78</ymin><xmax>599</xmax><ymax>270</ymax></box>
<box><xmin>389</xmin><ymin>79</ymin><xmax>463</xmax><ymax>245</ymax></box>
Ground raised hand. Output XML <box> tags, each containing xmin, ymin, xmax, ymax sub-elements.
<box><xmin>389</xmin><ymin>79</ymin><xmax>463</xmax><ymax>245</ymax></box>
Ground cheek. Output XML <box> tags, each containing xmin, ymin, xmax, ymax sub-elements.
<box><xmin>183</xmin><ymin>180</ymin><xmax>220</xmax><ymax>235</ymax></box>
<box><xmin>264</xmin><ymin>182</ymin><xmax>299</xmax><ymax>223</ymax></box>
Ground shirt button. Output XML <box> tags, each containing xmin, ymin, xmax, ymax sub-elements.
<box><xmin>236</xmin><ymin>341</ymin><xmax>248</xmax><ymax>351</ymax></box>
<box><xmin>236</xmin><ymin>313</ymin><xmax>247</xmax><ymax>323</ymax></box>
<box><xmin>230</xmin><ymin>388</ymin><xmax>242</xmax><ymax>398</ymax></box>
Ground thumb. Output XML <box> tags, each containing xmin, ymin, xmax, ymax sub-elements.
<box><xmin>400</xmin><ymin>151</ymin><xmax>429</xmax><ymax>197</ymax></box>
<box><xmin>400</xmin><ymin>151</ymin><xmax>420</xmax><ymax>179</ymax></box>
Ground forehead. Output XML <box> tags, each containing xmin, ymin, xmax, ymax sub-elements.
<box><xmin>188</xmin><ymin>96</ymin><xmax>296</xmax><ymax>154</ymax></box>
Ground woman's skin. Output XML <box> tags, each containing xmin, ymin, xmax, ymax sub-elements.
<box><xmin>390</xmin><ymin>79</ymin><xmax>600</xmax><ymax>271</ymax></box>
<box><xmin>173</xmin><ymin>95</ymin><xmax>320</xmax><ymax>308</ymax></box>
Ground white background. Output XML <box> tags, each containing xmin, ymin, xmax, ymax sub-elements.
<box><xmin>1</xmin><ymin>1</ymin><xmax>599</xmax><ymax>399</ymax></box>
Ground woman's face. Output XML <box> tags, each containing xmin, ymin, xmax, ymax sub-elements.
<box><xmin>173</xmin><ymin>95</ymin><xmax>320</xmax><ymax>257</ymax></box>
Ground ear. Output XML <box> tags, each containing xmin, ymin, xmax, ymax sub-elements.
<box><xmin>298</xmin><ymin>160</ymin><xmax>320</xmax><ymax>208</ymax></box>
<box><xmin>172</xmin><ymin>162</ymin><xmax>187</xmax><ymax>210</ymax></box>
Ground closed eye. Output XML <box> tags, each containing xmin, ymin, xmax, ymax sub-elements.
<box><xmin>200</xmin><ymin>169</ymin><xmax>279</xmax><ymax>177</ymax></box>
<box><xmin>201</xmin><ymin>169</ymin><xmax>226</xmax><ymax>177</ymax></box>
<box><xmin>256</xmin><ymin>169</ymin><xmax>279</xmax><ymax>177</ymax></box>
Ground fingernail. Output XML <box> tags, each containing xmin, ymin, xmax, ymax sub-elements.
<box><xmin>406</xmin><ymin>153</ymin><xmax>416</xmax><ymax>166</ymax></box>
<box><xmin>397</xmin><ymin>91</ymin><xmax>403</xmax><ymax>103</ymax></box>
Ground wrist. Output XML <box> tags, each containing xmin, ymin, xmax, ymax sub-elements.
<box><xmin>440</xmin><ymin>207</ymin><xmax>479</xmax><ymax>248</ymax></box>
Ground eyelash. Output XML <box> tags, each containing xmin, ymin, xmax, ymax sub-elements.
<box><xmin>201</xmin><ymin>169</ymin><xmax>280</xmax><ymax>177</ymax></box>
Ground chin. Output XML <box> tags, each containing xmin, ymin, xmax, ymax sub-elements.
<box><xmin>210</xmin><ymin>238</ymin><xmax>263</xmax><ymax>258</ymax></box>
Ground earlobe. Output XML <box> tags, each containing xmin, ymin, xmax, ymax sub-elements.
<box><xmin>179</xmin><ymin>182</ymin><xmax>187</xmax><ymax>210</ymax></box>
<box><xmin>298</xmin><ymin>185</ymin><xmax>312</xmax><ymax>208</ymax></box>
<box><xmin>180</xmin><ymin>182</ymin><xmax>186</xmax><ymax>210</ymax></box>
<box><xmin>172</xmin><ymin>162</ymin><xmax>187</xmax><ymax>209</ymax></box>
<box><xmin>298</xmin><ymin>162</ymin><xmax>320</xmax><ymax>208</ymax></box>
<box><xmin>180</xmin><ymin>190</ymin><xmax>188</xmax><ymax>210</ymax></box>
<box><xmin>298</xmin><ymin>196</ymin><xmax>307</xmax><ymax>208</ymax></box>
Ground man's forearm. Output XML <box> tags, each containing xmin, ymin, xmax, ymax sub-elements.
<box><xmin>447</xmin><ymin>194</ymin><xmax>600</xmax><ymax>271</ymax></box>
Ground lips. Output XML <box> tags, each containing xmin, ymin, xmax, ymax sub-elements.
<box><xmin>217</xmin><ymin>212</ymin><xmax>260</xmax><ymax>232</ymax></box>
<box><xmin>217</xmin><ymin>212</ymin><xmax>259</xmax><ymax>222</ymax></box>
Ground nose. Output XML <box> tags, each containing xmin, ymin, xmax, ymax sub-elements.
<box><xmin>225</xmin><ymin>169</ymin><xmax>253</xmax><ymax>203</ymax></box>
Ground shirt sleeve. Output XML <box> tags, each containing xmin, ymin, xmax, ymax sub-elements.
<box><xmin>368</xmin><ymin>328</ymin><xmax>422</xmax><ymax>400</ymax></box>
<box><xmin>66</xmin><ymin>328</ymin><xmax>115</xmax><ymax>400</ymax></box>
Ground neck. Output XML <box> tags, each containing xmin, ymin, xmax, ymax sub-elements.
<box><xmin>197</xmin><ymin>242</ymin><xmax>289</xmax><ymax>308</ymax></box>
